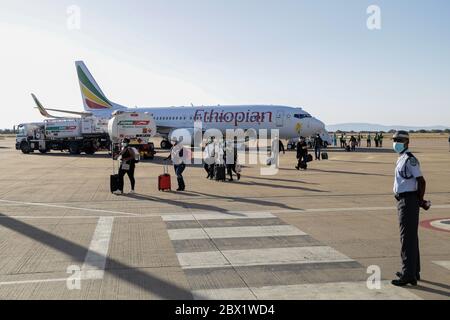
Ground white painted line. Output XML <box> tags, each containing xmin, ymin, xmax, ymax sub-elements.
<box><xmin>271</xmin><ymin>204</ymin><xmax>450</xmax><ymax>214</ymax></box>
<box><xmin>81</xmin><ymin>217</ymin><xmax>115</xmax><ymax>279</ymax></box>
<box><xmin>430</xmin><ymin>220</ymin><xmax>450</xmax><ymax>231</ymax></box>
<box><xmin>177</xmin><ymin>246</ymin><xmax>353</xmax><ymax>269</ymax></box>
<box><xmin>432</xmin><ymin>261</ymin><xmax>450</xmax><ymax>271</ymax></box>
<box><xmin>0</xmin><ymin>278</ymin><xmax>68</xmax><ymax>286</ymax></box>
<box><xmin>2</xmin><ymin>204</ymin><xmax>450</xmax><ymax>220</ymax></box>
<box><xmin>193</xmin><ymin>281</ymin><xmax>421</xmax><ymax>300</ymax></box>
<box><xmin>0</xmin><ymin>199</ymin><xmax>139</xmax><ymax>216</ymax></box>
<box><xmin>168</xmin><ymin>225</ymin><xmax>306</xmax><ymax>241</ymax></box>
<box><xmin>193</xmin><ymin>287</ymin><xmax>256</xmax><ymax>300</ymax></box>
<box><xmin>162</xmin><ymin>212</ymin><xmax>276</xmax><ymax>221</ymax></box>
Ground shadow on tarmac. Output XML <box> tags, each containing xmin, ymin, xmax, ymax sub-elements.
<box><xmin>183</xmin><ymin>190</ymin><xmax>301</xmax><ymax>212</ymax></box>
<box><xmin>123</xmin><ymin>193</ymin><xmax>248</xmax><ymax>217</ymax></box>
<box><xmin>279</xmin><ymin>167</ymin><xmax>390</xmax><ymax>177</ymax></box>
<box><xmin>0</xmin><ymin>213</ymin><xmax>193</xmax><ymax>299</ymax></box>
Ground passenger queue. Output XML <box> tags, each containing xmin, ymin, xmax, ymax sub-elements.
<box><xmin>112</xmin><ymin>131</ymin><xmax>391</xmax><ymax>194</ymax></box>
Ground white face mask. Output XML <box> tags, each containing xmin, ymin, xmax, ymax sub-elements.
<box><xmin>393</xmin><ymin>142</ymin><xmax>405</xmax><ymax>153</ymax></box>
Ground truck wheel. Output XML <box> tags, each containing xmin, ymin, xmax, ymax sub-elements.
<box><xmin>69</xmin><ymin>142</ymin><xmax>81</xmax><ymax>155</ymax></box>
<box><xmin>161</xmin><ymin>140</ymin><xmax>172</xmax><ymax>149</ymax></box>
<box><xmin>85</xmin><ymin>148</ymin><xmax>96</xmax><ymax>155</ymax></box>
<box><xmin>20</xmin><ymin>142</ymin><xmax>31</xmax><ymax>154</ymax></box>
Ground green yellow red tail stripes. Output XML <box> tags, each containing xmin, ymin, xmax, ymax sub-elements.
<box><xmin>76</xmin><ymin>61</ymin><xmax>112</xmax><ymax>110</ymax></box>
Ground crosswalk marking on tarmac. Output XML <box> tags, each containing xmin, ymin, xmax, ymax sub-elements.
<box><xmin>168</xmin><ymin>225</ymin><xmax>306</xmax><ymax>241</ymax></box>
<box><xmin>192</xmin><ymin>281</ymin><xmax>422</xmax><ymax>300</ymax></box>
<box><xmin>164</xmin><ymin>213</ymin><xmax>421</xmax><ymax>300</ymax></box>
<box><xmin>433</xmin><ymin>261</ymin><xmax>450</xmax><ymax>271</ymax></box>
<box><xmin>177</xmin><ymin>247</ymin><xmax>353</xmax><ymax>269</ymax></box>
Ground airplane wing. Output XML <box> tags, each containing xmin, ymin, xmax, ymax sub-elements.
<box><xmin>31</xmin><ymin>93</ymin><xmax>93</xmax><ymax>118</ymax></box>
<box><xmin>43</xmin><ymin>108</ymin><xmax>92</xmax><ymax>117</ymax></box>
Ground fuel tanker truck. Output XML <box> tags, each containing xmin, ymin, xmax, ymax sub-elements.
<box><xmin>16</xmin><ymin>117</ymin><xmax>110</xmax><ymax>155</ymax></box>
<box><xmin>108</xmin><ymin>110</ymin><xmax>157</xmax><ymax>160</ymax></box>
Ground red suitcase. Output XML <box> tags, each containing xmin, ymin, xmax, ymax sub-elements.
<box><xmin>158</xmin><ymin>164</ymin><xmax>171</xmax><ymax>191</ymax></box>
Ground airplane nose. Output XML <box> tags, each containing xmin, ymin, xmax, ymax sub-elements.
<box><xmin>313</xmin><ymin>118</ymin><xmax>325</xmax><ymax>130</ymax></box>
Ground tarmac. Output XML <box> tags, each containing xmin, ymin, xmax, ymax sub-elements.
<box><xmin>0</xmin><ymin>136</ymin><xmax>449</xmax><ymax>300</ymax></box>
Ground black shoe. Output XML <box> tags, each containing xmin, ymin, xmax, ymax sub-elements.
<box><xmin>237</xmin><ymin>173</ymin><xmax>241</xmax><ymax>180</ymax></box>
<box><xmin>391</xmin><ymin>278</ymin><xmax>417</xmax><ymax>287</ymax></box>
<box><xmin>295</xmin><ymin>166</ymin><xmax>299</xmax><ymax>170</ymax></box>
<box><xmin>396</xmin><ymin>271</ymin><xmax>420</xmax><ymax>281</ymax></box>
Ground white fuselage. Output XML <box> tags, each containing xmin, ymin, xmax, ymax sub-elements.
<box><xmin>95</xmin><ymin>105</ymin><xmax>325</xmax><ymax>140</ymax></box>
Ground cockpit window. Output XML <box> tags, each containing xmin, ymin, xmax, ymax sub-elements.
<box><xmin>294</xmin><ymin>113</ymin><xmax>312</xmax><ymax>119</ymax></box>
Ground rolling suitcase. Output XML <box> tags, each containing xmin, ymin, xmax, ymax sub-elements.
<box><xmin>110</xmin><ymin>152</ymin><xmax>122</xmax><ymax>193</ymax></box>
<box><xmin>110</xmin><ymin>174</ymin><xmax>121</xmax><ymax>193</ymax></box>
<box><xmin>214</xmin><ymin>164</ymin><xmax>226</xmax><ymax>182</ymax></box>
<box><xmin>306</xmin><ymin>154</ymin><xmax>313</xmax><ymax>162</ymax></box>
<box><xmin>321</xmin><ymin>152</ymin><xmax>328</xmax><ymax>160</ymax></box>
<box><xmin>159</xmin><ymin>163</ymin><xmax>171</xmax><ymax>191</ymax></box>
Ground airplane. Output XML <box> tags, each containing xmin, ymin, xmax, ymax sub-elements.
<box><xmin>35</xmin><ymin>61</ymin><xmax>326</xmax><ymax>149</ymax></box>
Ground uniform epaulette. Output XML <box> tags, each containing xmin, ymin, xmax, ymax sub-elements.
<box><xmin>406</xmin><ymin>152</ymin><xmax>419</xmax><ymax>166</ymax></box>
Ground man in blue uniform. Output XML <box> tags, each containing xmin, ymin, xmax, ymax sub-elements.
<box><xmin>391</xmin><ymin>131</ymin><xmax>430</xmax><ymax>286</ymax></box>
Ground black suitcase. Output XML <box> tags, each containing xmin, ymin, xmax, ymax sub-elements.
<box><xmin>306</xmin><ymin>154</ymin><xmax>313</xmax><ymax>162</ymax></box>
<box><xmin>299</xmin><ymin>162</ymin><xmax>307</xmax><ymax>170</ymax></box>
<box><xmin>214</xmin><ymin>165</ymin><xmax>226</xmax><ymax>181</ymax></box>
<box><xmin>321</xmin><ymin>152</ymin><xmax>328</xmax><ymax>160</ymax></box>
<box><xmin>110</xmin><ymin>174</ymin><xmax>121</xmax><ymax>193</ymax></box>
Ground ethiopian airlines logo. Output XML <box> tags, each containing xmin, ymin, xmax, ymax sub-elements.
<box><xmin>194</xmin><ymin>109</ymin><xmax>273</xmax><ymax>126</ymax></box>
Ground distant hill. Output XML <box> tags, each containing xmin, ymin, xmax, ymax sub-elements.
<box><xmin>326</xmin><ymin>123</ymin><xmax>450</xmax><ymax>132</ymax></box>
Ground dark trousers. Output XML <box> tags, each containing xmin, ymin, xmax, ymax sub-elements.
<box><xmin>174</xmin><ymin>163</ymin><xmax>186</xmax><ymax>189</ymax></box>
<box><xmin>204</xmin><ymin>163</ymin><xmax>214</xmax><ymax>178</ymax></box>
<box><xmin>297</xmin><ymin>154</ymin><xmax>308</xmax><ymax>169</ymax></box>
<box><xmin>226</xmin><ymin>164</ymin><xmax>237</xmax><ymax>180</ymax></box>
<box><xmin>396</xmin><ymin>192</ymin><xmax>421</xmax><ymax>279</ymax></box>
<box><xmin>315</xmin><ymin>147</ymin><xmax>321</xmax><ymax>160</ymax></box>
<box><xmin>118</xmin><ymin>163</ymin><xmax>135</xmax><ymax>192</ymax></box>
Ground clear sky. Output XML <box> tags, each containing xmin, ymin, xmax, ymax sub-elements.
<box><xmin>1</xmin><ymin>0</ymin><xmax>449</xmax><ymax>128</ymax></box>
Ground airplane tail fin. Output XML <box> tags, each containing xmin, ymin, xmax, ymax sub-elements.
<box><xmin>75</xmin><ymin>61</ymin><xmax>126</xmax><ymax>112</ymax></box>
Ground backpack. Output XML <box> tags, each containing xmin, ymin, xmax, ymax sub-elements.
<box><xmin>131</xmin><ymin>147</ymin><xmax>140</xmax><ymax>164</ymax></box>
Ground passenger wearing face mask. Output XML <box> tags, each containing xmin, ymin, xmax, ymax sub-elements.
<box><xmin>113</xmin><ymin>138</ymin><xmax>137</xmax><ymax>195</ymax></box>
<box><xmin>391</xmin><ymin>130</ymin><xmax>430</xmax><ymax>287</ymax></box>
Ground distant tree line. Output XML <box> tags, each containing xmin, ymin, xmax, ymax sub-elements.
<box><xmin>0</xmin><ymin>129</ymin><xmax>15</xmax><ymax>134</ymax></box>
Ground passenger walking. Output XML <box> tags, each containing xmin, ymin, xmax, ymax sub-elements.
<box><xmin>367</xmin><ymin>133</ymin><xmax>372</xmax><ymax>147</ymax></box>
<box><xmin>379</xmin><ymin>132</ymin><xmax>384</xmax><ymax>148</ymax></box>
<box><xmin>340</xmin><ymin>133</ymin><xmax>345</xmax><ymax>148</ymax></box>
<box><xmin>391</xmin><ymin>131</ymin><xmax>430</xmax><ymax>286</ymax></box>
<box><xmin>350</xmin><ymin>135</ymin><xmax>357</xmax><ymax>151</ymax></box>
<box><xmin>314</xmin><ymin>133</ymin><xmax>323</xmax><ymax>160</ymax></box>
<box><xmin>295</xmin><ymin>137</ymin><xmax>309</xmax><ymax>170</ymax></box>
<box><xmin>333</xmin><ymin>133</ymin><xmax>337</xmax><ymax>147</ymax></box>
<box><xmin>225</xmin><ymin>142</ymin><xmax>241</xmax><ymax>181</ymax></box>
<box><xmin>114</xmin><ymin>138</ymin><xmax>137</xmax><ymax>195</ymax></box>
<box><xmin>374</xmin><ymin>133</ymin><xmax>379</xmax><ymax>148</ymax></box>
<box><xmin>203</xmin><ymin>137</ymin><xmax>215</xmax><ymax>179</ymax></box>
<box><xmin>279</xmin><ymin>140</ymin><xmax>286</xmax><ymax>154</ymax></box>
<box><xmin>357</xmin><ymin>133</ymin><xmax>362</xmax><ymax>147</ymax></box>
<box><xmin>165</xmin><ymin>137</ymin><xmax>187</xmax><ymax>192</ymax></box>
